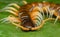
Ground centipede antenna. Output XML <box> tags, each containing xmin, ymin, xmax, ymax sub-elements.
<box><xmin>54</xmin><ymin>16</ymin><xmax>59</xmax><ymax>24</ymax></box>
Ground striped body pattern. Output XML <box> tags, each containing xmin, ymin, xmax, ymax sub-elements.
<box><xmin>0</xmin><ymin>1</ymin><xmax>60</xmax><ymax>31</ymax></box>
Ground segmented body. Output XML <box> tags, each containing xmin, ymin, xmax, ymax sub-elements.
<box><xmin>19</xmin><ymin>2</ymin><xmax>60</xmax><ymax>30</ymax></box>
<box><xmin>0</xmin><ymin>1</ymin><xmax>60</xmax><ymax>31</ymax></box>
<box><xmin>19</xmin><ymin>3</ymin><xmax>43</xmax><ymax>29</ymax></box>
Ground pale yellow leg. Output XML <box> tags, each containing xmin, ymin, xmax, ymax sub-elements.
<box><xmin>6</xmin><ymin>7</ymin><xmax>19</xmax><ymax>13</ymax></box>
<box><xmin>31</xmin><ymin>18</ymin><xmax>54</xmax><ymax>30</ymax></box>
<box><xmin>5</xmin><ymin>10</ymin><xmax>18</xmax><ymax>16</ymax></box>
<box><xmin>0</xmin><ymin>15</ymin><xmax>20</xmax><ymax>23</ymax></box>
<box><xmin>7</xmin><ymin>15</ymin><xmax>29</xmax><ymax>30</ymax></box>
<box><xmin>2</xmin><ymin>3</ymin><xmax>20</xmax><ymax>10</ymax></box>
<box><xmin>22</xmin><ymin>0</ymin><xmax>27</xmax><ymax>4</ymax></box>
<box><xmin>54</xmin><ymin>16</ymin><xmax>59</xmax><ymax>24</ymax></box>
<box><xmin>2</xmin><ymin>3</ymin><xmax>20</xmax><ymax>16</ymax></box>
<box><xmin>11</xmin><ymin>21</ymin><xmax>29</xmax><ymax>31</ymax></box>
<box><xmin>7</xmin><ymin>15</ymin><xmax>20</xmax><ymax>28</ymax></box>
<box><xmin>7</xmin><ymin>3</ymin><xmax>20</xmax><ymax>9</ymax></box>
<box><xmin>8</xmin><ymin>15</ymin><xmax>20</xmax><ymax>22</ymax></box>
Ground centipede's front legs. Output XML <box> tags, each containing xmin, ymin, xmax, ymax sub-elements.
<box><xmin>6</xmin><ymin>15</ymin><xmax>29</xmax><ymax>31</ymax></box>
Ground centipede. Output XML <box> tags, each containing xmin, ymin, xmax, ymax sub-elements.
<box><xmin>0</xmin><ymin>1</ymin><xmax>60</xmax><ymax>31</ymax></box>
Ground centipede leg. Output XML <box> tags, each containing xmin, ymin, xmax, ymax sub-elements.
<box><xmin>0</xmin><ymin>17</ymin><xmax>9</xmax><ymax>23</ymax></box>
<box><xmin>1</xmin><ymin>3</ymin><xmax>20</xmax><ymax>16</ymax></box>
<box><xmin>6</xmin><ymin>3</ymin><xmax>20</xmax><ymax>9</ymax></box>
<box><xmin>49</xmin><ymin>10</ymin><xmax>55</xmax><ymax>18</ymax></box>
<box><xmin>5</xmin><ymin>7</ymin><xmax>19</xmax><ymax>13</ymax></box>
<box><xmin>8</xmin><ymin>15</ymin><xmax>29</xmax><ymax>30</ymax></box>
<box><xmin>0</xmin><ymin>15</ymin><xmax>29</xmax><ymax>30</ymax></box>
<box><xmin>22</xmin><ymin>0</ymin><xmax>27</xmax><ymax>4</ymax></box>
<box><xmin>46</xmin><ymin>10</ymin><xmax>49</xmax><ymax>17</ymax></box>
<box><xmin>11</xmin><ymin>21</ymin><xmax>29</xmax><ymax>31</ymax></box>
<box><xmin>0</xmin><ymin>15</ymin><xmax>21</xmax><ymax>29</ymax></box>
<box><xmin>0</xmin><ymin>15</ymin><xmax>20</xmax><ymax>23</ymax></box>
<box><xmin>31</xmin><ymin>18</ymin><xmax>54</xmax><ymax>30</ymax></box>
<box><xmin>7</xmin><ymin>15</ymin><xmax>21</xmax><ymax>29</ymax></box>
<box><xmin>43</xmin><ymin>6</ymin><xmax>49</xmax><ymax>17</ymax></box>
<box><xmin>33</xmin><ymin>6</ymin><xmax>45</xmax><ymax>18</ymax></box>
<box><xmin>5</xmin><ymin>10</ymin><xmax>18</xmax><ymax>16</ymax></box>
<box><xmin>1</xmin><ymin>3</ymin><xmax>20</xmax><ymax>11</ymax></box>
<box><xmin>39</xmin><ymin>8</ymin><xmax>45</xmax><ymax>18</ymax></box>
<box><xmin>54</xmin><ymin>16</ymin><xmax>59</xmax><ymax>24</ymax></box>
<box><xmin>4</xmin><ymin>6</ymin><xmax>19</xmax><ymax>16</ymax></box>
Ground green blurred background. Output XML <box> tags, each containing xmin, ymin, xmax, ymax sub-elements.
<box><xmin>0</xmin><ymin>0</ymin><xmax>60</xmax><ymax>37</ymax></box>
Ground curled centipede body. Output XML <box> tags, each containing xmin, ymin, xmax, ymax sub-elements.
<box><xmin>0</xmin><ymin>1</ymin><xmax>60</xmax><ymax>31</ymax></box>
